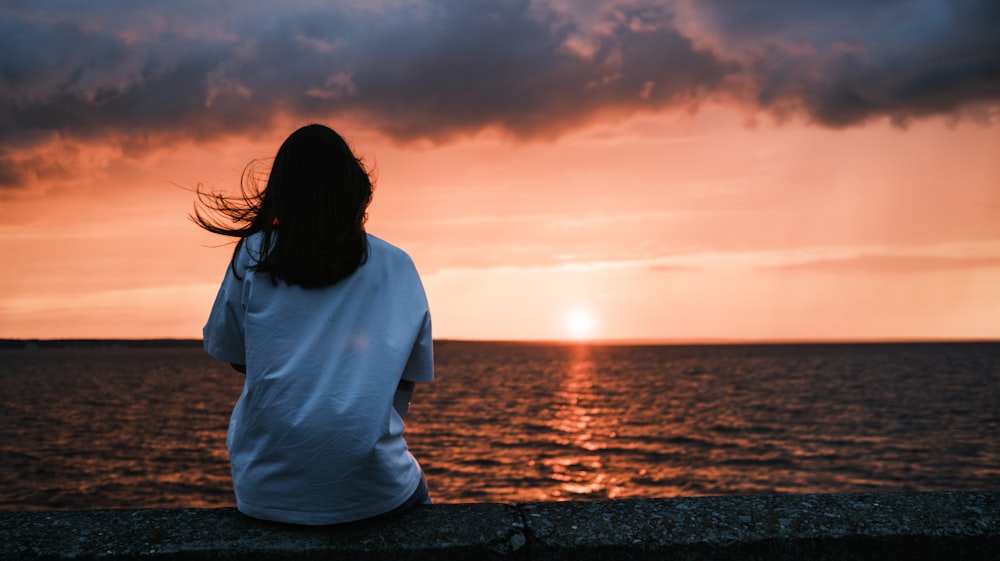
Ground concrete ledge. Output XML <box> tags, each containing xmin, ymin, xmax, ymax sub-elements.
<box><xmin>522</xmin><ymin>492</ymin><xmax>999</xmax><ymax>560</ymax></box>
<box><xmin>2</xmin><ymin>492</ymin><xmax>997</xmax><ymax>560</ymax></box>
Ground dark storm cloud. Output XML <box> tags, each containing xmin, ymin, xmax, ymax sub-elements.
<box><xmin>688</xmin><ymin>0</ymin><xmax>1000</xmax><ymax>126</ymax></box>
<box><xmin>1</xmin><ymin>0</ymin><xmax>998</xmax><ymax>188</ymax></box>
<box><xmin>0</xmin><ymin>1</ymin><xmax>730</xmax><ymax>144</ymax></box>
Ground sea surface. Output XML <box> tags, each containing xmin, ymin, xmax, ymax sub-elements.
<box><xmin>1</xmin><ymin>340</ymin><xmax>998</xmax><ymax>510</ymax></box>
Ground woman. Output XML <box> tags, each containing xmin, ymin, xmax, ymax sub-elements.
<box><xmin>194</xmin><ymin>124</ymin><xmax>433</xmax><ymax>525</ymax></box>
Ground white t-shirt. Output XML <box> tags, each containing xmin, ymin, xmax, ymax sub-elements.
<box><xmin>203</xmin><ymin>233</ymin><xmax>434</xmax><ymax>525</ymax></box>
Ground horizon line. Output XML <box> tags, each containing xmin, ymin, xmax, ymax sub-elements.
<box><xmin>2</xmin><ymin>336</ymin><xmax>998</xmax><ymax>347</ymax></box>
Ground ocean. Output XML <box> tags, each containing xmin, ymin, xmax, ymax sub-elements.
<box><xmin>1</xmin><ymin>340</ymin><xmax>998</xmax><ymax>511</ymax></box>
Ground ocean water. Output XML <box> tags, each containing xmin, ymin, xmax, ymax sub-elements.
<box><xmin>1</xmin><ymin>340</ymin><xmax>998</xmax><ymax>510</ymax></box>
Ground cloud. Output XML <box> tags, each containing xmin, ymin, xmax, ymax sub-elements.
<box><xmin>679</xmin><ymin>0</ymin><xmax>1000</xmax><ymax>126</ymax></box>
<box><xmin>767</xmin><ymin>254</ymin><xmax>1000</xmax><ymax>274</ymax></box>
<box><xmin>1</xmin><ymin>0</ymin><xmax>998</xmax><ymax>188</ymax></box>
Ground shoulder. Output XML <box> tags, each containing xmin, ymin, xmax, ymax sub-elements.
<box><xmin>231</xmin><ymin>233</ymin><xmax>265</xmax><ymax>273</ymax></box>
<box><xmin>366</xmin><ymin>234</ymin><xmax>416</xmax><ymax>267</ymax></box>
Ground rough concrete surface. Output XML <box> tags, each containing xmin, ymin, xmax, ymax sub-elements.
<box><xmin>1</xmin><ymin>492</ymin><xmax>997</xmax><ymax>560</ymax></box>
<box><xmin>521</xmin><ymin>492</ymin><xmax>1000</xmax><ymax>560</ymax></box>
<box><xmin>1</xmin><ymin>503</ymin><xmax>527</xmax><ymax>561</ymax></box>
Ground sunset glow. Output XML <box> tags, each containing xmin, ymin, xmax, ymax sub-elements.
<box><xmin>565</xmin><ymin>309</ymin><xmax>597</xmax><ymax>340</ymax></box>
<box><xmin>1</xmin><ymin>1</ymin><xmax>998</xmax><ymax>342</ymax></box>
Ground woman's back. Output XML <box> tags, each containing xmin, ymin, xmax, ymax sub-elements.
<box><xmin>197</xmin><ymin>124</ymin><xmax>434</xmax><ymax>525</ymax></box>
<box><xmin>205</xmin><ymin>233</ymin><xmax>433</xmax><ymax>524</ymax></box>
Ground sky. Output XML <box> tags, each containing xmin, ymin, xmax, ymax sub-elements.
<box><xmin>1</xmin><ymin>0</ymin><xmax>999</xmax><ymax>342</ymax></box>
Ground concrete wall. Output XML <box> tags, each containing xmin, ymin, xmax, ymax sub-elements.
<box><xmin>2</xmin><ymin>492</ymin><xmax>997</xmax><ymax>560</ymax></box>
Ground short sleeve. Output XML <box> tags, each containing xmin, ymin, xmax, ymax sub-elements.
<box><xmin>401</xmin><ymin>311</ymin><xmax>434</xmax><ymax>382</ymax></box>
<box><xmin>203</xmin><ymin>262</ymin><xmax>247</xmax><ymax>365</ymax></box>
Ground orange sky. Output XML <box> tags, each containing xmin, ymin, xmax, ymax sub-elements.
<box><xmin>1</xmin><ymin>1</ymin><xmax>998</xmax><ymax>342</ymax></box>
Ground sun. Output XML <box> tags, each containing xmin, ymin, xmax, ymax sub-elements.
<box><xmin>564</xmin><ymin>308</ymin><xmax>597</xmax><ymax>339</ymax></box>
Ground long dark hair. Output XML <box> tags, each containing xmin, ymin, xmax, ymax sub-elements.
<box><xmin>192</xmin><ymin>124</ymin><xmax>374</xmax><ymax>288</ymax></box>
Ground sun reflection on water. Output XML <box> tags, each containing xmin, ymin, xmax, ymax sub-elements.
<box><xmin>542</xmin><ymin>344</ymin><xmax>626</xmax><ymax>500</ymax></box>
